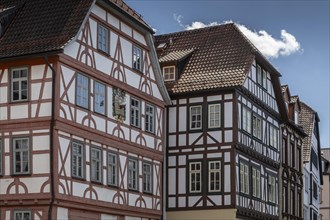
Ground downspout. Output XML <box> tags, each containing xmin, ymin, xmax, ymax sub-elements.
<box><xmin>45</xmin><ymin>55</ymin><xmax>56</xmax><ymax>220</ymax></box>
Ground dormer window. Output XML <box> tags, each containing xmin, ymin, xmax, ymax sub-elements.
<box><xmin>294</xmin><ymin>111</ymin><xmax>299</xmax><ymax>124</ymax></box>
<box><xmin>163</xmin><ymin>66</ymin><xmax>175</xmax><ymax>81</ymax></box>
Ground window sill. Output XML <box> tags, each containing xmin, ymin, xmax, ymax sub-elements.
<box><xmin>97</xmin><ymin>49</ymin><xmax>110</xmax><ymax>57</ymax></box>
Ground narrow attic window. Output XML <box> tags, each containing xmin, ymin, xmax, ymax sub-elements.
<box><xmin>163</xmin><ymin>66</ymin><xmax>175</xmax><ymax>81</ymax></box>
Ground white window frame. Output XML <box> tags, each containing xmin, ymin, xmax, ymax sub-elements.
<box><xmin>76</xmin><ymin>73</ymin><xmax>89</xmax><ymax>109</ymax></box>
<box><xmin>252</xmin><ymin>167</ymin><xmax>261</xmax><ymax>198</ymax></box>
<box><xmin>143</xmin><ymin>162</ymin><xmax>153</xmax><ymax>193</ymax></box>
<box><xmin>94</xmin><ymin>81</ymin><xmax>106</xmax><ymax>115</ymax></box>
<box><xmin>130</xmin><ymin>97</ymin><xmax>141</xmax><ymax>128</ymax></box>
<box><xmin>270</xmin><ymin>125</ymin><xmax>279</xmax><ymax>149</ymax></box>
<box><xmin>11</xmin><ymin>67</ymin><xmax>28</xmax><ymax>102</ymax></box>
<box><xmin>12</xmin><ymin>137</ymin><xmax>30</xmax><ymax>175</ymax></box>
<box><xmin>163</xmin><ymin>66</ymin><xmax>175</xmax><ymax>81</ymax></box>
<box><xmin>97</xmin><ymin>24</ymin><xmax>109</xmax><ymax>54</ymax></box>
<box><xmin>208</xmin><ymin>161</ymin><xmax>221</xmax><ymax>192</ymax></box>
<box><xmin>128</xmin><ymin>158</ymin><xmax>138</xmax><ymax>190</ymax></box>
<box><xmin>242</xmin><ymin>106</ymin><xmax>251</xmax><ymax>133</ymax></box>
<box><xmin>90</xmin><ymin>147</ymin><xmax>102</xmax><ymax>183</ymax></box>
<box><xmin>72</xmin><ymin>142</ymin><xmax>85</xmax><ymax>179</ymax></box>
<box><xmin>190</xmin><ymin>105</ymin><xmax>202</xmax><ymax>130</ymax></box>
<box><xmin>252</xmin><ymin>115</ymin><xmax>262</xmax><ymax>140</ymax></box>
<box><xmin>189</xmin><ymin>161</ymin><xmax>202</xmax><ymax>193</ymax></box>
<box><xmin>133</xmin><ymin>45</ymin><xmax>142</xmax><ymax>71</ymax></box>
<box><xmin>240</xmin><ymin>162</ymin><xmax>249</xmax><ymax>194</ymax></box>
<box><xmin>208</xmin><ymin>104</ymin><xmax>221</xmax><ymax>129</ymax></box>
<box><xmin>107</xmin><ymin>152</ymin><xmax>118</xmax><ymax>186</ymax></box>
<box><xmin>13</xmin><ymin>210</ymin><xmax>31</xmax><ymax>220</ymax></box>
<box><xmin>268</xmin><ymin>175</ymin><xmax>276</xmax><ymax>203</ymax></box>
<box><xmin>145</xmin><ymin>104</ymin><xmax>155</xmax><ymax>133</ymax></box>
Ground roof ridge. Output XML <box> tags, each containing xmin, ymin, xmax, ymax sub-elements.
<box><xmin>155</xmin><ymin>22</ymin><xmax>235</xmax><ymax>37</ymax></box>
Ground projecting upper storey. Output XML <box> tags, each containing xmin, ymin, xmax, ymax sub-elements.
<box><xmin>155</xmin><ymin>23</ymin><xmax>285</xmax><ymax>114</ymax></box>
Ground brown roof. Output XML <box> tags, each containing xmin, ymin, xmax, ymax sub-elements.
<box><xmin>299</xmin><ymin>102</ymin><xmax>317</xmax><ymax>162</ymax></box>
<box><xmin>108</xmin><ymin>0</ymin><xmax>152</xmax><ymax>32</ymax></box>
<box><xmin>0</xmin><ymin>0</ymin><xmax>94</xmax><ymax>59</ymax></box>
<box><xmin>0</xmin><ymin>0</ymin><xmax>152</xmax><ymax>59</ymax></box>
<box><xmin>159</xmin><ymin>48</ymin><xmax>194</xmax><ymax>63</ymax></box>
<box><xmin>155</xmin><ymin>23</ymin><xmax>257</xmax><ymax>94</ymax></box>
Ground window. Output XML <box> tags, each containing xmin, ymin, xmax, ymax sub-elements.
<box><xmin>0</xmin><ymin>139</ymin><xmax>2</xmax><ymax>175</ymax></box>
<box><xmin>208</xmin><ymin>161</ymin><xmax>221</xmax><ymax>192</ymax></box>
<box><xmin>208</xmin><ymin>104</ymin><xmax>221</xmax><ymax>128</ymax></box>
<box><xmin>294</xmin><ymin>111</ymin><xmax>299</xmax><ymax>124</ymax></box>
<box><xmin>133</xmin><ymin>45</ymin><xmax>142</xmax><ymax>71</ymax></box>
<box><xmin>145</xmin><ymin>104</ymin><xmax>154</xmax><ymax>133</ymax></box>
<box><xmin>242</xmin><ymin>107</ymin><xmax>251</xmax><ymax>133</ymax></box>
<box><xmin>291</xmin><ymin>188</ymin><xmax>295</xmax><ymax>215</ymax></box>
<box><xmin>268</xmin><ymin>175</ymin><xmax>276</xmax><ymax>203</ymax></box>
<box><xmin>283</xmin><ymin>186</ymin><xmax>288</xmax><ymax>213</ymax></box>
<box><xmin>128</xmin><ymin>158</ymin><xmax>138</xmax><ymax>190</ymax></box>
<box><xmin>252</xmin><ymin>115</ymin><xmax>262</xmax><ymax>139</ymax></box>
<box><xmin>282</xmin><ymin>138</ymin><xmax>287</xmax><ymax>164</ymax></box>
<box><xmin>189</xmin><ymin>162</ymin><xmax>202</xmax><ymax>193</ymax></box>
<box><xmin>13</xmin><ymin>137</ymin><xmax>29</xmax><ymax>174</ymax></box>
<box><xmin>163</xmin><ymin>66</ymin><xmax>175</xmax><ymax>81</ymax></box>
<box><xmin>313</xmin><ymin>180</ymin><xmax>318</xmax><ymax>200</ymax></box>
<box><xmin>76</xmin><ymin>74</ymin><xmax>89</xmax><ymax>108</ymax></box>
<box><xmin>297</xmin><ymin>192</ymin><xmax>302</xmax><ymax>217</ymax></box>
<box><xmin>94</xmin><ymin>81</ymin><xmax>106</xmax><ymax>115</ymax></box>
<box><xmin>107</xmin><ymin>152</ymin><xmax>118</xmax><ymax>186</ymax></box>
<box><xmin>270</xmin><ymin>125</ymin><xmax>278</xmax><ymax>148</ymax></box>
<box><xmin>11</xmin><ymin>67</ymin><xmax>28</xmax><ymax>102</ymax></box>
<box><xmin>90</xmin><ymin>147</ymin><xmax>102</xmax><ymax>183</ymax></box>
<box><xmin>190</xmin><ymin>106</ymin><xmax>202</xmax><ymax>130</ymax></box>
<box><xmin>311</xmin><ymin>149</ymin><xmax>318</xmax><ymax>169</ymax></box>
<box><xmin>291</xmin><ymin>143</ymin><xmax>295</xmax><ymax>168</ymax></box>
<box><xmin>143</xmin><ymin>163</ymin><xmax>152</xmax><ymax>193</ymax></box>
<box><xmin>130</xmin><ymin>98</ymin><xmax>140</xmax><ymax>127</ymax></box>
<box><xmin>304</xmin><ymin>173</ymin><xmax>309</xmax><ymax>192</ymax></box>
<box><xmin>13</xmin><ymin>211</ymin><xmax>31</xmax><ymax>220</ymax></box>
<box><xmin>297</xmin><ymin>148</ymin><xmax>301</xmax><ymax>171</ymax></box>
<box><xmin>256</xmin><ymin>64</ymin><xmax>267</xmax><ymax>89</ymax></box>
<box><xmin>72</xmin><ymin>142</ymin><xmax>84</xmax><ymax>179</ymax></box>
<box><xmin>252</xmin><ymin>167</ymin><xmax>261</xmax><ymax>198</ymax></box>
<box><xmin>240</xmin><ymin>162</ymin><xmax>249</xmax><ymax>194</ymax></box>
<box><xmin>97</xmin><ymin>24</ymin><xmax>109</xmax><ymax>54</ymax></box>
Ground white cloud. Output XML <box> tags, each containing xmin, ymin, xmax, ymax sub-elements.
<box><xmin>173</xmin><ymin>16</ymin><xmax>301</xmax><ymax>59</ymax></box>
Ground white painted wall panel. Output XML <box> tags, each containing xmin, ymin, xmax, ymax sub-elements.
<box><xmin>11</xmin><ymin>105</ymin><xmax>28</xmax><ymax>119</ymax></box>
<box><xmin>33</xmin><ymin>154</ymin><xmax>50</xmax><ymax>174</ymax></box>
<box><xmin>178</xmin><ymin>168</ymin><xmax>186</xmax><ymax>194</ymax></box>
<box><xmin>63</xmin><ymin>41</ymin><xmax>80</xmax><ymax>59</ymax></box>
<box><xmin>189</xmin><ymin>97</ymin><xmax>203</xmax><ymax>103</ymax></box>
<box><xmin>224</xmin><ymin>165</ymin><xmax>231</xmax><ymax>192</ymax></box>
<box><xmin>121</xmin><ymin>22</ymin><xmax>132</xmax><ymax>37</ymax></box>
<box><xmin>224</xmin><ymin>102</ymin><xmax>233</xmax><ymax>128</ymax></box>
<box><xmin>0</xmin><ymin>87</ymin><xmax>7</xmax><ymax>103</ymax></box>
<box><xmin>95</xmin><ymin>53</ymin><xmax>113</xmax><ymax>75</ymax></box>
<box><xmin>38</xmin><ymin>103</ymin><xmax>52</xmax><ymax>117</ymax></box>
<box><xmin>207</xmin><ymin>95</ymin><xmax>221</xmax><ymax>102</ymax></box>
<box><xmin>120</xmin><ymin>38</ymin><xmax>132</xmax><ymax>67</ymax></box>
<box><xmin>31</xmin><ymin>83</ymin><xmax>41</xmax><ymax>100</ymax></box>
<box><xmin>57</xmin><ymin>207</ymin><xmax>68</xmax><ymax>220</ymax></box>
<box><xmin>92</xmin><ymin>5</ymin><xmax>106</xmax><ymax>20</ymax></box>
<box><xmin>168</xmin><ymin>107</ymin><xmax>176</xmax><ymax>133</ymax></box>
<box><xmin>178</xmin><ymin>106</ymin><xmax>187</xmax><ymax>131</ymax></box>
<box><xmin>0</xmin><ymin>107</ymin><xmax>7</xmax><ymax>120</ymax></box>
<box><xmin>178</xmin><ymin>134</ymin><xmax>186</xmax><ymax>146</ymax></box>
<box><xmin>107</xmin><ymin>12</ymin><xmax>119</xmax><ymax>29</ymax></box>
<box><xmin>133</xmin><ymin>30</ymin><xmax>146</xmax><ymax>46</ymax></box>
<box><xmin>101</xmin><ymin>214</ymin><xmax>118</xmax><ymax>220</ymax></box>
<box><xmin>20</xmin><ymin>177</ymin><xmax>49</xmax><ymax>193</ymax></box>
<box><xmin>168</xmin><ymin>168</ymin><xmax>176</xmax><ymax>195</ymax></box>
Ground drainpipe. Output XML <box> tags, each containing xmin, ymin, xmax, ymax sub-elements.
<box><xmin>44</xmin><ymin>55</ymin><xmax>56</xmax><ymax>220</ymax></box>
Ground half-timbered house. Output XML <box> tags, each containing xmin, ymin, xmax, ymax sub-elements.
<box><xmin>0</xmin><ymin>0</ymin><xmax>170</xmax><ymax>219</ymax></box>
<box><xmin>155</xmin><ymin>24</ymin><xmax>287</xmax><ymax>220</ymax></box>
<box><xmin>299</xmin><ymin>102</ymin><xmax>323</xmax><ymax>220</ymax></box>
<box><xmin>280</xmin><ymin>85</ymin><xmax>306</xmax><ymax>220</ymax></box>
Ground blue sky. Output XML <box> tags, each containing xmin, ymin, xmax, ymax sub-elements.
<box><xmin>127</xmin><ymin>0</ymin><xmax>330</xmax><ymax>148</ymax></box>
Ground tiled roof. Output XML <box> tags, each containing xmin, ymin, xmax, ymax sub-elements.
<box><xmin>299</xmin><ymin>102</ymin><xmax>316</xmax><ymax>162</ymax></box>
<box><xmin>0</xmin><ymin>0</ymin><xmax>151</xmax><ymax>59</ymax></box>
<box><xmin>155</xmin><ymin>23</ymin><xmax>256</xmax><ymax>94</ymax></box>
<box><xmin>0</xmin><ymin>0</ymin><xmax>94</xmax><ymax>59</ymax></box>
<box><xmin>159</xmin><ymin>48</ymin><xmax>194</xmax><ymax>63</ymax></box>
<box><xmin>108</xmin><ymin>0</ymin><xmax>152</xmax><ymax>32</ymax></box>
